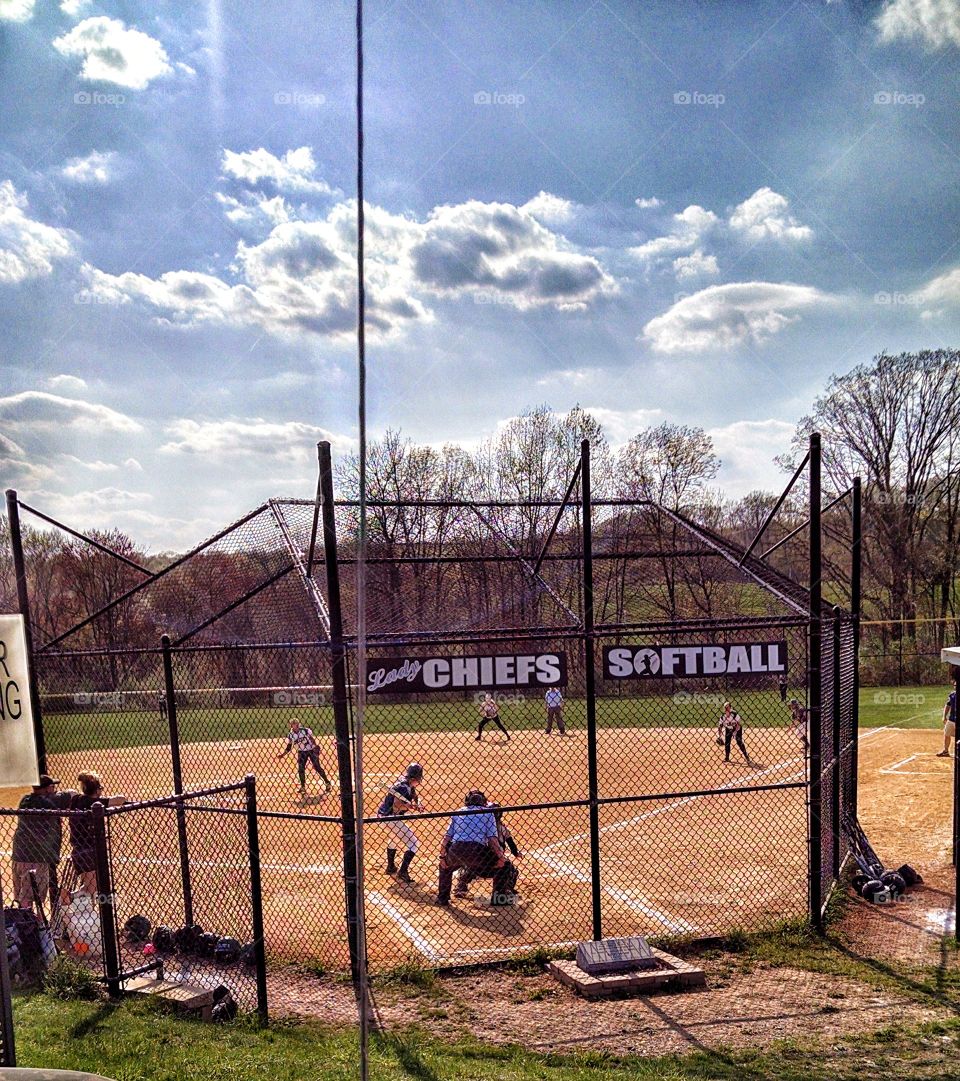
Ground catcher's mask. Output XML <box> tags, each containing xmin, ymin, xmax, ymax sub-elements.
<box><xmin>464</xmin><ymin>789</ymin><xmax>487</xmax><ymax>807</ymax></box>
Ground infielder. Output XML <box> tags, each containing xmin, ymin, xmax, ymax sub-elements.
<box><xmin>717</xmin><ymin>701</ymin><xmax>752</xmax><ymax>765</ymax></box>
<box><xmin>377</xmin><ymin>762</ymin><xmax>423</xmax><ymax>883</ymax></box>
<box><xmin>476</xmin><ymin>693</ymin><xmax>510</xmax><ymax>741</ymax></box>
<box><xmin>544</xmin><ymin>687</ymin><xmax>566</xmax><ymax>734</ymax></box>
<box><xmin>937</xmin><ymin>689</ymin><xmax>957</xmax><ymax>757</ymax></box>
<box><xmin>277</xmin><ymin>719</ymin><xmax>332</xmax><ymax>798</ymax></box>
<box><xmin>787</xmin><ymin>697</ymin><xmax>809</xmax><ymax>750</ymax></box>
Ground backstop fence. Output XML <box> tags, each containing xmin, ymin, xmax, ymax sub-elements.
<box><xmin>4</xmin><ymin>435</ymin><xmax>860</xmax><ymax>977</ymax></box>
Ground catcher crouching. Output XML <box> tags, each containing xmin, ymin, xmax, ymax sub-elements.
<box><xmin>436</xmin><ymin>790</ymin><xmax>519</xmax><ymax>907</ymax></box>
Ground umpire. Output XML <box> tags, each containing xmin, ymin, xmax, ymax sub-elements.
<box><xmin>436</xmin><ymin>790</ymin><xmax>518</xmax><ymax>907</ymax></box>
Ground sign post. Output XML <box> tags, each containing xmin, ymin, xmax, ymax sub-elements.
<box><xmin>941</xmin><ymin>646</ymin><xmax>960</xmax><ymax>909</ymax></box>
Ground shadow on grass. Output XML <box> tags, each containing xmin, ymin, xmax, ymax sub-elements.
<box><xmin>69</xmin><ymin>1000</ymin><xmax>120</xmax><ymax>1039</ymax></box>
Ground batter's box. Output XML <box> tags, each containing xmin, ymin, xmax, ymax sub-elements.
<box><xmin>880</xmin><ymin>752</ymin><xmax>954</xmax><ymax>776</ymax></box>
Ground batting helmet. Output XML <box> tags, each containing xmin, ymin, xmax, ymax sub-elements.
<box><xmin>197</xmin><ymin>931</ymin><xmax>219</xmax><ymax>958</ymax></box>
<box><xmin>851</xmin><ymin>873</ymin><xmax>869</xmax><ymax>896</ymax></box>
<box><xmin>897</xmin><ymin>863</ymin><xmax>923</xmax><ymax>886</ymax></box>
<box><xmin>214</xmin><ymin>936</ymin><xmax>242</xmax><ymax>965</ymax></box>
<box><xmin>860</xmin><ymin>878</ymin><xmax>886</xmax><ymax>902</ymax></box>
<box><xmin>406</xmin><ymin>762</ymin><xmax>423</xmax><ymax>780</ymax></box>
<box><xmin>211</xmin><ymin>987</ymin><xmax>238</xmax><ymax>1023</ymax></box>
<box><xmin>174</xmin><ymin>923</ymin><xmax>203</xmax><ymax>953</ymax></box>
<box><xmin>152</xmin><ymin>925</ymin><xmax>174</xmax><ymax>952</ymax></box>
<box><xmin>239</xmin><ymin>942</ymin><xmax>256</xmax><ymax>967</ymax></box>
<box><xmin>123</xmin><ymin>915</ymin><xmax>151</xmax><ymax>942</ymax></box>
<box><xmin>880</xmin><ymin>871</ymin><xmax>907</xmax><ymax>897</ymax></box>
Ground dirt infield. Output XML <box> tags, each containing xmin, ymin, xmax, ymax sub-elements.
<box><xmin>1</xmin><ymin>723</ymin><xmax>953</xmax><ymax>969</ymax></box>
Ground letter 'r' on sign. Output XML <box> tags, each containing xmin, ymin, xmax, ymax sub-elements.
<box><xmin>0</xmin><ymin>614</ymin><xmax>40</xmax><ymax>786</ymax></box>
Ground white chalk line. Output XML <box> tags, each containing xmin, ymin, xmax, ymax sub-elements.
<box><xmin>367</xmin><ymin>892</ymin><xmax>443</xmax><ymax>961</ymax></box>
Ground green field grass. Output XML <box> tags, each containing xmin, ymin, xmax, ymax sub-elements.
<box><xmin>38</xmin><ymin>685</ymin><xmax>956</xmax><ymax>755</ymax></box>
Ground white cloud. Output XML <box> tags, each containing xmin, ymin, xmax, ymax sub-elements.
<box><xmin>673</xmin><ymin>250</ymin><xmax>719</xmax><ymax>282</ymax></box>
<box><xmin>0</xmin><ymin>391</ymin><xmax>142</xmax><ymax>433</ymax></box>
<box><xmin>220</xmin><ymin>147</ymin><xmax>336</xmax><ymax>197</ymax></box>
<box><xmin>53</xmin><ymin>18</ymin><xmax>173</xmax><ymax>89</ymax></box>
<box><xmin>875</xmin><ymin>0</ymin><xmax>960</xmax><ymax>48</ymax></box>
<box><xmin>916</xmin><ymin>265</ymin><xmax>960</xmax><ymax>315</ymax></box>
<box><xmin>0</xmin><ymin>0</ymin><xmax>34</xmax><ymax>21</ymax></box>
<box><xmin>629</xmin><ymin>204</ymin><xmax>719</xmax><ymax>265</ymax></box>
<box><xmin>82</xmin><ymin>193</ymin><xmax>616</xmax><ymax>341</ymax></box>
<box><xmin>215</xmin><ymin>192</ymin><xmax>291</xmax><ymax>229</ymax></box>
<box><xmin>61</xmin><ymin>150</ymin><xmax>119</xmax><ymax>185</ymax></box>
<box><xmin>521</xmin><ymin>191</ymin><xmax>575</xmax><ymax>225</ymax></box>
<box><xmin>642</xmin><ymin>282</ymin><xmax>829</xmax><ymax>353</ymax></box>
<box><xmin>0</xmin><ymin>432</ymin><xmax>51</xmax><ymax>487</ymax></box>
<box><xmin>0</xmin><ymin>181</ymin><xmax>74</xmax><ymax>284</ymax></box>
<box><xmin>708</xmin><ymin>419</ymin><xmax>796</xmax><ymax>499</ymax></box>
<box><xmin>635</xmin><ymin>197</ymin><xmax>662</xmax><ymax>209</ymax></box>
<box><xmin>728</xmin><ymin>188</ymin><xmax>813</xmax><ymax>244</ymax></box>
<box><xmin>62</xmin><ymin>455</ymin><xmax>118</xmax><ymax>472</ymax></box>
<box><xmin>45</xmin><ymin>374</ymin><xmax>88</xmax><ymax>393</ymax></box>
<box><xmin>574</xmin><ymin>406</ymin><xmax>666</xmax><ymax>445</ymax></box>
<box><xmin>60</xmin><ymin>0</ymin><xmax>92</xmax><ymax>16</ymax></box>
<box><xmin>159</xmin><ymin>418</ymin><xmax>355</xmax><ymax>462</ymax></box>
<box><xmin>123</xmin><ymin>457</ymin><xmax>143</xmax><ymax>471</ymax></box>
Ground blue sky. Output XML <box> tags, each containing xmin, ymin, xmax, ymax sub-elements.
<box><xmin>1</xmin><ymin>0</ymin><xmax>959</xmax><ymax>549</ymax></box>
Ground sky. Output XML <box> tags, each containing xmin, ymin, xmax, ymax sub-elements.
<box><xmin>1</xmin><ymin>0</ymin><xmax>959</xmax><ymax>551</ymax></box>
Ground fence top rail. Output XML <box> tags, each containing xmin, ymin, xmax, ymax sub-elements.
<box><xmin>105</xmin><ymin>781</ymin><xmax>248</xmax><ymax>815</ymax></box>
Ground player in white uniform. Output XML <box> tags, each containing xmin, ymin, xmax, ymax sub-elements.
<box><xmin>717</xmin><ymin>701</ymin><xmax>752</xmax><ymax>765</ymax></box>
<box><xmin>277</xmin><ymin>719</ymin><xmax>332</xmax><ymax>798</ymax></box>
<box><xmin>787</xmin><ymin>698</ymin><xmax>809</xmax><ymax>750</ymax></box>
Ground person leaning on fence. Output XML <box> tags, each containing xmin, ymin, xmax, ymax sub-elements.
<box><xmin>544</xmin><ymin>686</ymin><xmax>566</xmax><ymax>734</ymax></box>
<box><xmin>11</xmin><ymin>774</ymin><xmax>73</xmax><ymax>912</ymax></box>
<box><xmin>455</xmin><ymin>801</ymin><xmax>522</xmax><ymax>898</ymax></box>
<box><xmin>937</xmin><ymin>689</ymin><xmax>957</xmax><ymax>757</ymax></box>
<box><xmin>68</xmin><ymin>772</ymin><xmax>126</xmax><ymax>895</ymax></box>
<box><xmin>437</xmin><ymin>789</ymin><xmax>518</xmax><ymax>907</ymax></box>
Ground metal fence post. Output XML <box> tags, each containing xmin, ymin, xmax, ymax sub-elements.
<box><xmin>831</xmin><ymin>606</ymin><xmax>842</xmax><ymax>877</ymax></box>
<box><xmin>581</xmin><ymin>440</ymin><xmax>602</xmax><ymax>941</ymax></box>
<box><xmin>850</xmin><ymin>478</ymin><xmax>861</xmax><ymax>818</ymax></box>
<box><xmin>808</xmin><ymin>433</ymin><xmax>824</xmax><ymax>930</ymax></box>
<box><xmin>318</xmin><ymin>441</ymin><xmax>363</xmax><ymax>983</ymax></box>
<box><xmin>161</xmin><ymin>634</ymin><xmax>193</xmax><ymax>927</ymax></box>
<box><xmin>5</xmin><ymin>489</ymin><xmax>46</xmax><ymax>773</ymax></box>
<box><xmin>0</xmin><ymin>891</ymin><xmax>15</xmax><ymax>1067</ymax></box>
<box><xmin>244</xmin><ymin>775</ymin><xmax>269</xmax><ymax>1022</ymax></box>
<box><xmin>92</xmin><ymin>804</ymin><xmax>122</xmax><ymax>998</ymax></box>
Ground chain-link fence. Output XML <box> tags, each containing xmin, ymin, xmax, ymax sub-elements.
<box><xmin>0</xmin><ymin>782</ymin><xmax>266</xmax><ymax>1017</ymax></box>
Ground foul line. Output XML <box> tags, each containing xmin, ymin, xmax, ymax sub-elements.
<box><xmin>367</xmin><ymin>891</ymin><xmax>443</xmax><ymax>961</ymax></box>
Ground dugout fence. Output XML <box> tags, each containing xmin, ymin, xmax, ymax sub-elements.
<box><xmin>5</xmin><ymin>433</ymin><xmax>860</xmax><ymax>976</ymax></box>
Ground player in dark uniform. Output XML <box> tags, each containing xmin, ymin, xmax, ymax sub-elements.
<box><xmin>476</xmin><ymin>693</ymin><xmax>510</xmax><ymax>741</ymax></box>
<box><xmin>717</xmin><ymin>701</ymin><xmax>751</xmax><ymax>765</ymax></box>
<box><xmin>377</xmin><ymin>763</ymin><xmax>423</xmax><ymax>883</ymax></box>
<box><xmin>937</xmin><ymin>690</ymin><xmax>957</xmax><ymax>756</ymax></box>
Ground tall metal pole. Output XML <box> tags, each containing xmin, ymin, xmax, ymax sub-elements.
<box><xmin>244</xmin><ymin>775</ymin><xmax>269</xmax><ymax>1023</ymax></box>
<box><xmin>581</xmin><ymin>440</ymin><xmax>602</xmax><ymax>940</ymax></box>
<box><xmin>161</xmin><ymin>634</ymin><xmax>193</xmax><ymax>927</ymax></box>
<box><xmin>831</xmin><ymin>605</ymin><xmax>842</xmax><ymax>877</ymax></box>
<box><xmin>5</xmin><ymin>489</ymin><xmax>46</xmax><ymax>773</ymax></box>
<box><xmin>808</xmin><ymin>433</ymin><xmax>824</xmax><ymax>930</ymax></box>
<box><xmin>92</xmin><ymin>804</ymin><xmax>122</xmax><ymax>998</ymax></box>
<box><xmin>953</xmin><ymin>670</ymin><xmax>960</xmax><ymax>892</ymax></box>
<box><xmin>0</xmin><ymin>888</ymin><xmax>15</xmax><ymax>1066</ymax></box>
<box><xmin>850</xmin><ymin>478</ymin><xmax>862</xmax><ymax>818</ymax></box>
<box><xmin>318</xmin><ymin>441</ymin><xmax>362</xmax><ymax>983</ymax></box>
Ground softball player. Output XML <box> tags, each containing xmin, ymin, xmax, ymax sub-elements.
<box><xmin>717</xmin><ymin>701</ymin><xmax>752</xmax><ymax>765</ymax></box>
<box><xmin>455</xmin><ymin>802</ymin><xmax>521</xmax><ymax>898</ymax></box>
<box><xmin>476</xmin><ymin>693</ymin><xmax>510</xmax><ymax>741</ymax></box>
<box><xmin>787</xmin><ymin>698</ymin><xmax>809</xmax><ymax>750</ymax></box>
<box><xmin>936</xmin><ymin>690</ymin><xmax>956</xmax><ymax>757</ymax></box>
<box><xmin>277</xmin><ymin>719</ymin><xmax>332</xmax><ymax>798</ymax></box>
<box><xmin>377</xmin><ymin>763</ymin><xmax>423</xmax><ymax>883</ymax></box>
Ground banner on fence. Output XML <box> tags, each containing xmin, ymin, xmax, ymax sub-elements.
<box><xmin>366</xmin><ymin>651</ymin><xmax>568</xmax><ymax>693</ymax></box>
<box><xmin>0</xmin><ymin>615</ymin><xmax>38</xmax><ymax>786</ymax></box>
<box><xmin>603</xmin><ymin>641</ymin><xmax>788</xmax><ymax>680</ymax></box>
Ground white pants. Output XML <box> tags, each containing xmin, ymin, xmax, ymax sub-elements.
<box><xmin>383</xmin><ymin>818</ymin><xmax>418</xmax><ymax>853</ymax></box>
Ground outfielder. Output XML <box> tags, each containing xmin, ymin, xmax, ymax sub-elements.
<box><xmin>277</xmin><ymin>719</ymin><xmax>332</xmax><ymax>799</ymax></box>
<box><xmin>717</xmin><ymin>701</ymin><xmax>751</xmax><ymax>765</ymax></box>
<box><xmin>937</xmin><ymin>689</ymin><xmax>957</xmax><ymax>757</ymax></box>
<box><xmin>787</xmin><ymin>697</ymin><xmax>809</xmax><ymax>750</ymax></box>
<box><xmin>377</xmin><ymin>763</ymin><xmax>423</xmax><ymax>883</ymax></box>
<box><xmin>476</xmin><ymin>693</ymin><xmax>510</xmax><ymax>741</ymax></box>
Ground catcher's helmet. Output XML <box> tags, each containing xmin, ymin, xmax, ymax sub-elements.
<box><xmin>464</xmin><ymin>789</ymin><xmax>486</xmax><ymax>807</ymax></box>
<box><xmin>214</xmin><ymin>936</ymin><xmax>242</xmax><ymax>964</ymax></box>
<box><xmin>239</xmin><ymin>942</ymin><xmax>256</xmax><ymax>967</ymax></box>
<box><xmin>880</xmin><ymin>870</ymin><xmax>907</xmax><ymax>896</ymax></box>
<box><xmin>860</xmin><ymin>878</ymin><xmax>886</xmax><ymax>902</ymax></box>
<box><xmin>406</xmin><ymin>762</ymin><xmax>423</xmax><ymax>780</ymax></box>
<box><xmin>197</xmin><ymin>931</ymin><xmax>219</xmax><ymax>958</ymax></box>
<box><xmin>851</xmin><ymin>873</ymin><xmax>869</xmax><ymax>895</ymax></box>
<box><xmin>173</xmin><ymin>923</ymin><xmax>203</xmax><ymax>953</ymax></box>
<box><xmin>123</xmin><ymin>915</ymin><xmax>151</xmax><ymax>942</ymax></box>
<box><xmin>152</xmin><ymin>925</ymin><xmax>174</xmax><ymax>952</ymax></box>
<box><xmin>897</xmin><ymin>863</ymin><xmax>923</xmax><ymax>886</ymax></box>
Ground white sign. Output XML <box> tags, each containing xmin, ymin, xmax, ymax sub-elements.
<box><xmin>0</xmin><ymin>614</ymin><xmax>39</xmax><ymax>786</ymax></box>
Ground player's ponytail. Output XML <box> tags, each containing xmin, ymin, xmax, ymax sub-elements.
<box><xmin>77</xmin><ymin>772</ymin><xmax>102</xmax><ymax>796</ymax></box>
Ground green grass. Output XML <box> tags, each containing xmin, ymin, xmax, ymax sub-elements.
<box><xmin>10</xmin><ymin>992</ymin><xmax>960</xmax><ymax>1081</ymax></box>
<box><xmin>41</xmin><ymin>684</ymin><xmax>955</xmax><ymax>754</ymax></box>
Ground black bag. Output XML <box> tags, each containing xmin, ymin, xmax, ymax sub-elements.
<box><xmin>4</xmin><ymin>907</ymin><xmax>43</xmax><ymax>967</ymax></box>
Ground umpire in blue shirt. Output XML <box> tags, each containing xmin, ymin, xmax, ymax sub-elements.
<box><xmin>437</xmin><ymin>789</ymin><xmax>518</xmax><ymax>906</ymax></box>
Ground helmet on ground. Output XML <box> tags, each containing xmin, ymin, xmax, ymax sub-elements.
<box><xmin>214</xmin><ymin>936</ymin><xmax>242</xmax><ymax>964</ymax></box>
<box><xmin>880</xmin><ymin>871</ymin><xmax>907</xmax><ymax>896</ymax></box>
<box><xmin>123</xmin><ymin>915</ymin><xmax>151</xmax><ymax>942</ymax></box>
<box><xmin>851</xmin><ymin>873</ymin><xmax>868</xmax><ymax>895</ymax></box>
<box><xmin>197</xmin><ymin>931</ymin><xmax>220</xmax><ymax>958</ymax></box>
<box><xmin>860</xmin><ymin>879</ymin><xmax>886</xmax><ymax>902</ymax></box>
<box><xmin>152</xmin><ymin>925</ymin><xmax>174</xmax><ymax>952</ymax></box>
<box><xmin>173</xmin><ymin>924</ymin><xmax>203</xmax><ymax>953</ymax></box>
<box><xmin>238</xmin><ymin>942</ymin><xmax>256</xmax><ymax>967</ymax></box>
<box><xmin>406</xmin><ymin>763</ymin><xmax>423</xmax><ymax>780</ymax></box>
<box><xmin>896</xmin><ymin>863</ymin><xmax>923</xmax><ymax>886</ymax></box>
